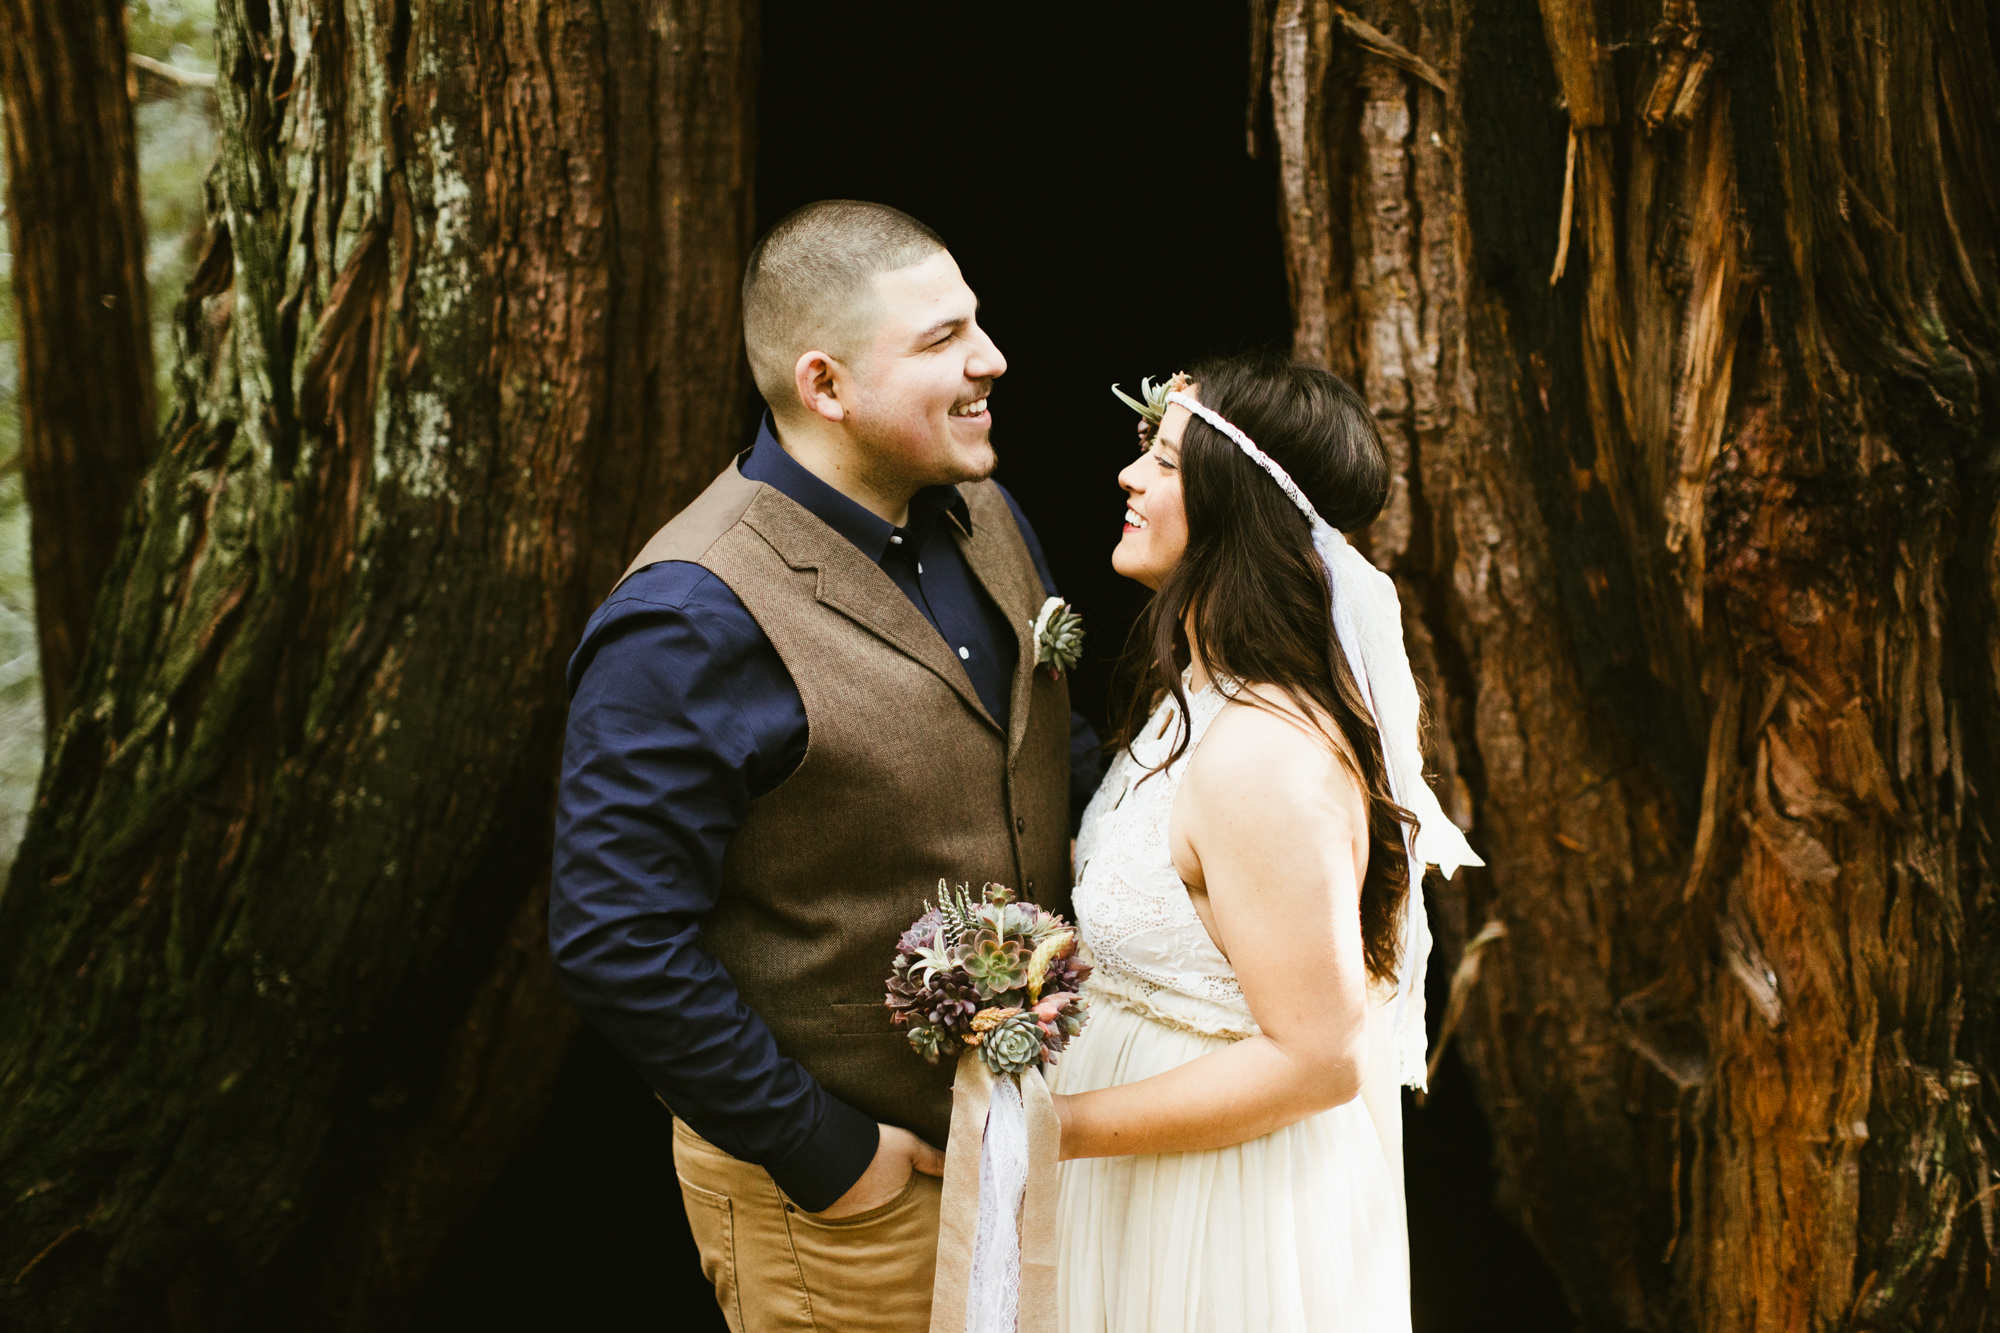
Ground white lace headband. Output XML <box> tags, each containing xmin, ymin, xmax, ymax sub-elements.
<box><xmin>1164</xmin><ymin>388</ymin><xmax>1484</xmax><ymax>1091</ymax></box>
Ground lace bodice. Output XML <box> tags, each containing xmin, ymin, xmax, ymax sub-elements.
<box><xmin>1072</xmin><ymin>682</ymin><xmax>1259</xmax><ymax>1039</ymax></box>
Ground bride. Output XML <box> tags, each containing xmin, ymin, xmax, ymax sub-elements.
<box><xmin>1052</xmin><ymin>353</ymin><xmax>1480</xmax><ymax>1332</ymax></box>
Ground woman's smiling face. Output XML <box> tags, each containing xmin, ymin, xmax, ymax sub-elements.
<box><xmin>1112</xmin><ymin>402</ymin><xmax>1192</xmax><ymax>590</ymax></box>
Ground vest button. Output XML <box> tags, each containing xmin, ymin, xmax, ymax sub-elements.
<box><xmin>1015</xmin><ymin>817</ymin><xmax>1026</xmax><ymax>834</ymax></box>
<box><xmin>1026</xmin><ymin>878</ymin><xmax>1036</xmax><ymax>893</ymax></box>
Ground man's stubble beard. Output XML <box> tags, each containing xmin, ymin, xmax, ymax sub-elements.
<box><xmin>852</xmin><ymin>410</ymin><xmax>998</xmax><ymax>492</ymax></box>
<box><xmin>952</xmin><ymin>436</ymin><xmax>1000</xmax><ymax>485</ymax></box>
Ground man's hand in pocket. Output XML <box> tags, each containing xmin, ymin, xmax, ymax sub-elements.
<box><xmin>813</xmin><ymin>1123</ymin><xmax>945</xmax><ymax>1218</ymax></box>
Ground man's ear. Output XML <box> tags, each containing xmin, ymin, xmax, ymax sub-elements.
<box><xmin>793</xmin><ymin>350</ymin><xmax>846</xmax><ymax>423</ymax></box>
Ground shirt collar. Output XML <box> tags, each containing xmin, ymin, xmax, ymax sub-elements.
<box><xmin>740</xmin><ymin>414</ymin><xmax>972</xmax><ymax>561</ymax></box>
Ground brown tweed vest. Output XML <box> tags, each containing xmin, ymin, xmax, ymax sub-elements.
<box><xmin>620</xmin><ymin>461</ymin><xmax>1073</xmax><ymax>1147</ymax></box>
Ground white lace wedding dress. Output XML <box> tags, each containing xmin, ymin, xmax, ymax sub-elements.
<box><xmin>1052</xmin><ymin>682</ymin><xmax>1412</xmax><ymax>1333</ymax></box>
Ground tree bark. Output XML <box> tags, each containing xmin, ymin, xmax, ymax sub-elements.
<box><xmin>0</xmin><ymin>0</ymin><xmax>156</xmax><ymax>729</ymax></box>
<box><xmin>1263</xmin><ymin>0</ymin><xmax>1998</xmax><ymax>1327</ymax></box>
<box><xmin>0</xmin><ymin>0</ymin><xmax>756</xmax><ymax>1326</ymax></box>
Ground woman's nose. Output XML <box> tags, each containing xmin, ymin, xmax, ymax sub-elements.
<box><xmin>1116</xmin><ymin>459</ymin><xmax>1142</xmax><ymax>494</ymax></box>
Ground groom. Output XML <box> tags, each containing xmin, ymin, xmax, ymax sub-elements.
<box><xmin>551</xmin><ymin>200</ymin><xmax>1098</xmax><ymax>1330</ymax></box>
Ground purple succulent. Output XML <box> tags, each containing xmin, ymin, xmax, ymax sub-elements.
<box><xmin>919</xmin><ymin>967</ymin><xmax>982</xmax><ymax>1039</ymax></box>
<box><xmin>898</xmin><ymin>909</ymin><xmax>944</xmax><ymax>957</ymax></box>
<box><xmin>1040</xmin><ymin>952</ymin><xmax>1092</xmax><ymax>996</ymax></box>
<box><xmin>1030</xmin><ymin>992</ymin><xmax>1088</xmax><ymax>1058</ymax></box>
<box><xmin>885</xmin><ymin>956</ymin><xmax>925</xmax><ymax>1022</ymax></box>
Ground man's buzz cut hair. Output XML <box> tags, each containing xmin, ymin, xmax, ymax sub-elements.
<box><xmin>741</xmin><ymin>200</ymin><xmax>947</xmax><ymax>414</ymax></box>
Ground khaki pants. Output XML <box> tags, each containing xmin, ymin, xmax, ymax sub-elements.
<box><xmin>673</xmin><ymin>1118</ymin><xmax>942</xmax><ymax>1332</ymax></box>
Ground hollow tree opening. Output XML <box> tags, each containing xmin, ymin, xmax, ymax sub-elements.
<box><xmin>420</xmin><ymin>3</ymin><xmax>1568</xmax><ymax>1328</ymax></box>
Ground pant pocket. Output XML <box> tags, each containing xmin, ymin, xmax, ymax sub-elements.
<box><xmin>679</xmin><ymin>1176</ymin><xmax>744</xmax><ymax>1333</ymax></box>
<box><xmin>791</xmin><ymin>1165</ymin><xmax>918</xmax><ymax>1228</ymax></box>
<box><xmin>782</xmin><ymin>1169</ymin><xmax>942</xmax><ymax>1333</ymax></box>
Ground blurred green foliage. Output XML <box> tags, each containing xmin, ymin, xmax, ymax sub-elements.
<box><xmin>0</xmin><ymin>0</ymin><xmax>218</xmax><ymax>874</ymax></box>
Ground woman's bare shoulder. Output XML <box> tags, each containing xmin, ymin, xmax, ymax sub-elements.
<box><xmin>1184</xmin><ymin>687</ymin><xmax>1356</xmax><ymax>821</ymax></box>
<box><xmin>1218</xmin><ymin>681</ymin><xmax>1358</xmax><ymax>765</ymax></box>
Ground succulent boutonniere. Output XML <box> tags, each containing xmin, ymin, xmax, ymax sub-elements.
<box><xmin>1031</xmin><ymin>595</ymin><xmax>1084</xmax><ymax>680</ymax></box>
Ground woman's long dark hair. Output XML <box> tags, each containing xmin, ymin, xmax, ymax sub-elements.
<box><xmin>1114</xmin><ymin>351</ymin><xmax>1417</xmax><ymax>984</ymax></box>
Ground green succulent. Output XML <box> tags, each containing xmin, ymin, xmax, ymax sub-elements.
<box><xmin>1110</xmin><ymin>375</ymin><xmax>1177</xmax><ymax>426</ymax></box>
<box><xmin>1033</xmin><ymin>597</ymin><xmax>1086</xmax><ymax>680</ymax></box>
<box><xmin>961</xmin><ymin>929</ymin><xmax>1030</xmax><ymax>998</ymax></box>
<box><xmin>907</xmin><ymin>1025</ymin><xmax>946</xmax><ymax>1065</ymax></box>
<box><xmin>979</xmin><ymin>1011</ymin><xmax>1047</xmax><ymax>1077</ymax></box>
<box><xmin>973</xmin><ymin>899</ymin><xmax>1036</xmax><ymax>940</ymax></box>
<box><xmin>925</xmin><ymin>879</ymin><xmax>981</xmax><ymax>948</ymax></box>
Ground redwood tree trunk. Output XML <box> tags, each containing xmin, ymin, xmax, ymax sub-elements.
<box><xmin>0</xmin><ymin>0</ymin><xmax>155</xmax><ymax>728</ymax></box>
<box><xmin>1263</xmin><ymin>0</ymin><xmax>1999</xmax><ymax>1327</ymax></box>
<box><xmin>0</xmin><ymin>0</ymin><xmax>755</xmax><ymax>1325</ymax></box>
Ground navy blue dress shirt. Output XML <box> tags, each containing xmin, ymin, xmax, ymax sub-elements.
<box><xmin>551</xmin><ymin>417</ymin><xmax>1102</xmax><ymax>1211</ymax></box>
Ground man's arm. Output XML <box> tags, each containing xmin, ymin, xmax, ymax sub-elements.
<box><xmin>996</xmin><ymin>485</ymin><xmax>1106</xmax><ymax>826</ymax></box>
<box><xmin>549</xmin><ymin>565</ymin><xmax>880</xmax><ymax>1211</ymax></box>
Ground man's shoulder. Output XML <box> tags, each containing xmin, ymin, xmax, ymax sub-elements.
<box><xmin>598</xmin><ymin>561</ymin><xmax>746</xmax><ymax>618</ymax></box>
<box><xmin>618</xmin><ymin>463</ymin><xmax>764</xmax><ymax>586</ymax></box>
<box><xmin>568</xmin><ymin>562</ymin><xmax>763</xmax><ymax>696</ymax></box>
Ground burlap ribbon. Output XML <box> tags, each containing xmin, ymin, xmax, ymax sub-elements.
<box><xmin>929</xmin><ymin>1052</ymin><xmax>1061</xmax><ymax>1333</ymax></box>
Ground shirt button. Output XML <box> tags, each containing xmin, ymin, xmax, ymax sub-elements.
<box><xmin>888</xmin><ymin>534</ymin><xmax>903</xmax><ymax>545</ymax></box>
<box><xmin>917</xmin><ymin>561</ymin><xmax>924</xmax><ymax>574</ymax></box>
<box><xmin>958</xmin><ymin>646</ymin><xmax>970</xmax><ymax>660</ymax></box>
<box><xmin>1016</xmin><ymin>817</ymin><xmax>1026</xmax><ymax>834</ymax></box>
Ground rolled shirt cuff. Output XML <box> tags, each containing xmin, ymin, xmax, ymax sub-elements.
<box><xmin>763</xmin><ymin>1094</ymin><xmax>882</xmax><ymax>1213</ymax></box>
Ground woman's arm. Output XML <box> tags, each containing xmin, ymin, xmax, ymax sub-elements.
<box><xmin>1053</xmin><ymin>700</ymin><xmax>1372</xmax><ymax>1160</ymax></box>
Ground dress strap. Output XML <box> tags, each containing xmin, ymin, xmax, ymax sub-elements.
<box><xmin>1180</xmin><ymin>679</ymin><xmax>1235</xmax><ymax>753</ymax></box>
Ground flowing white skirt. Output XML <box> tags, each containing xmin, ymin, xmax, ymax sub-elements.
<box><xmin>1051</xmin><ymin>994</ymin><xmax>1412</xmax><ymax>1333</ymax></box>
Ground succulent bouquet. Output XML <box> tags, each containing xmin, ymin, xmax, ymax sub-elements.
<box><xmin>885</xmin><ymin>881</ymin><xmax>1090</xmax><ymax>1077</ymax></box>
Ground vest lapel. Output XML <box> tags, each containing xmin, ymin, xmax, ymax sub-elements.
<box><xmin>953</xmin><ymin>485</ymin><xmax>1046</xmax><ymax>767</ymax></box>
<box><xmin>741</xmin><ymin>487</ymin><xmax>1000</xmax><ymax>733</ymax></box>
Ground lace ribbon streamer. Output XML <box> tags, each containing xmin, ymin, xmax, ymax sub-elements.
<box><xmin>966</xmin><ymin>1077</ymin><xmax>1028</xmax><ymax>1333</ymax></box>
<box><xmin>1164</xmin><ymin>389</ymin><xmax>1484</xmax><ymax>1090</ymax></box>
<box><xmin>930</xmin><ymin>1054</ymin><xmax>1060</xmax><ymax>1333</ymax></box>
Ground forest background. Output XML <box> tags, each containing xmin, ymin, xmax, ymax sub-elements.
<box><xmin>0</xmin><ymin>2</ymin><xmax>216</xmax><ymax>877</ymax></box>
<box><xmin>1</xmin><ymin>0</ymin><xmax>1994</xmax><ymax>1330</ymax></box>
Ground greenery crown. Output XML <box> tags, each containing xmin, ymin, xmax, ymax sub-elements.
<box><xmin>1109</xmin><ymin>372</ymin><xmax>1191</xmax><ymax>428</ymax></box>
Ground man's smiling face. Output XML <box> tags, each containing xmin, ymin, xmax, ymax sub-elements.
<box><xmin>840</xmin><ymin>250</ymin><xmax>1008</xmax><ymax>491</ymax></box>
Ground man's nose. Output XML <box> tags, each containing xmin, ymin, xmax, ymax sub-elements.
<box><xmin>966</xmin><ymin>325</ymin><xmax>1006</xmax><ymax>381</ymax></box>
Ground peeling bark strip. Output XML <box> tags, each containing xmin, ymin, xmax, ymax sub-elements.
<box><xmin>1261</xmin><ymin>0</ymin><xmax>1999</xmax><ymax>1327</ymax></box>
<box><xmin>0</xmin><ymin>0</ymin><xmax>156</xmax><ymax>728</ymax></box>
<box><xmin>0</xmin><ymin>0</ymin><xmax>756</xmax><ymax>1326</ymax></box>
